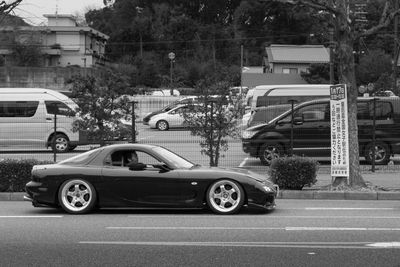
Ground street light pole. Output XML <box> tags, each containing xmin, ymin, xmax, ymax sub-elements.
<box><xmin>168</xmin><ymin>52</ymin><xmax>175</xmax><ymax>96</ymax></box>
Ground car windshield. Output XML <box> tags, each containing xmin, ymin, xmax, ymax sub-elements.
<box><xmin>151</xmin><ymin>146</ymin><xmax>194</xmax><ymax>169</ymax></box>
<box><xmin>59</xmin><ymin>147</ymin><xmax>103</xmax><ymax>165</ymax></box>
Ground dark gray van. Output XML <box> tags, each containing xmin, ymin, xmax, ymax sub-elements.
<box><xmin>242</xmin><ymin>97</ymin><xmax>400</xmax><ymax>165</ymax></box>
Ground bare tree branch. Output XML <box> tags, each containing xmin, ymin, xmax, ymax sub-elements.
<box><xmin>263</xmin><ymin>0</ymin><xmax>340</xmax><ymax>16</ymax></box>
<box><xmin>358</xmin><ymin>2</ymin><xmax>400</xmax><ymax>39</ymax></box>
<box><xmin>0</xmin><ymin>0</ymin><xmax>23</xmax><ymax>14</ymax></box>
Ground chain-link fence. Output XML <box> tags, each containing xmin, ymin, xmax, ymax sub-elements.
<box><xmin>1</xmin><ymin>93</ymin><xmax>400</xmax><ymax>173</ymax></box>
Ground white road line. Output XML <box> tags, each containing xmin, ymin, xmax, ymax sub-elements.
<box><xmin>79</xmin><ymin>241</ymin><xmax>400</xmax><ymax>249</ymax></box>
<box><xmin>106</xmin><ymin>226</ymin><xmax>400</xmax><ymax>231</ymax></box>
<box><xmin>238</xmin><ymin>157</ymin><xmax>248</xmax><ymax>167</ymax></box>
<box><xmin>0</xmin><ymin>215</ymin><xmax>63</xmax><ymax>218</ymax></box>
<box><xmin>107</xmin><ymin>227</ymin><xmax>282</xmax><ymax>230</ymax></box>
<box><xmin>305</xmin><ymin>208</ymin><xmax>394</xmax><ymax>210</ymax></box>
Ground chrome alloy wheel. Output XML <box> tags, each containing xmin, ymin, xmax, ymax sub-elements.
<box><xmin>60</xmin><ymin>180</ymin><xmax>93</xmax><ymax>213</ymax></box>
<box><xmin>208</xmin><ymin>180</ymin><xmax>242</xmax><ymax>214</ymax></box>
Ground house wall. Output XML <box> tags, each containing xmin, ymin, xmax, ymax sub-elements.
<box><xmin>0</xmin><ymin>66</ymin><xmax>102</xmax><ymax>91</ymax></box>
<box><xmin>272</xmin><ymin>63</ymin><xmax>309</xmax><ymax>74</ymax></box>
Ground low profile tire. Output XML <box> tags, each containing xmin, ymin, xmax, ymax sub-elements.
<box><xmin>364</xmin><ymin>141</ymin><xmax>390</xmax><ymax>165</ymax></box>
<box><xmin>259</xmin><ymin>142</ymin><xmax>283</xmax><ymax>166</ymax></box>
<box><xmin>156</xmin><ymin>120</ymin><xmax>169</xmax><ymax>131</ymax></box>
<box><xmin>58</xmin><ymin>179</ymin><xmax>97</xmax><ymax>214</ymax></box>
<box><xmin>206</xmin><ymin>180</ymin><xmax>245</xmax><ymax>215</ymax></box>
<box><xmin>51</xmin><ymin>134</ymin><xmax>70</xmax><ymax>153</ymax></box>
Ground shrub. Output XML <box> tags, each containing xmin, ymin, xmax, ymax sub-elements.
<box><xmin>268</xmin><ymin>156</ymin><xmax>319</xmax><ymax>190</ymax></box>
<box><xmin>0</xmin><ymin>159</ymin><xmax>53</xmax><ymax>192</ymax></box>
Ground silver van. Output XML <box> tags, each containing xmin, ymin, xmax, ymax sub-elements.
<box><xmin>0</xmin><ymin>88</ymin><xmax>86</xmax><ymax>152</ymax></box>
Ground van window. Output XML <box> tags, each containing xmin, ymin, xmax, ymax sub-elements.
<box><xmin>281</xmin><ymin>103</ymin><xmax>330</xmax><ymax>123</ymax></box>
<box><xmin>0</xmin><ymin>101</ymin><xmax>39</xmax><ymax>117</ymax></box>
<box><xmin>45</xmin><ymin>101</ymin><xmax>75</xmax><ymax>116</ymax></box>
<box><xmin>357</xmin><ymin>101</ymin><xmax>393</xmax><ymax>120</ymax></box>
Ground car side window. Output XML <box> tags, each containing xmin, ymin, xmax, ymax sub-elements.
<box><xmin>106</xmin><ymin>150</ymin><xmax>139</xmax><ymax>167</ymax></box>
<box><xmin>135</xmin><ymin>151</ymin><xmax>162</xmax><ymax>166</ymax></box>
<box><xmin>280</xmin><ymin>103</ymin><xmax>329</xmax><ymax>123</ymax></box>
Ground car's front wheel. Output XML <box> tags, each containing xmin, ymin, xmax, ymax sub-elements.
<box><xmin>364</xmin><ymin>141</ymin><xmax>390</xmax><ymax>165</ymax></box>
<box><xmin>206</xmin><ymin>180</ymin><xmax>245</xmax><ymax>215</ymax></box>
<box><xmin>259</xmin><ymin>142</ymin><xmax>283</xmax><ymax>166</ymax></box>
<box><xmin>156</xmin><ymin>120</ymin><xmax>169</xmax><ymax>131</ymax></box>
<box><xmin>58</xmin><ymin>179</ymin><xmax>97</xmax><ymax>214</ymax></box>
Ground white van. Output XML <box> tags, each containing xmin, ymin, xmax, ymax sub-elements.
<box><xmin>0</xmin><ymin>88</ymin><xmax>86</xmax><ymax>152</ymax></box>
<box><xmin>249</xmin><ymin>84</ymin><xmax>331</xmax><ymax>110</ymax></box>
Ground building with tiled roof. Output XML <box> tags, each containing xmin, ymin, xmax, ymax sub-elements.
<box><xmin>264</xmin><ymin>44</ymin><xmax>330</xmax><ymax>74</ymax></box>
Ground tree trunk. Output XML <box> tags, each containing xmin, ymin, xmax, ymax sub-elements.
<box><xmin>333</xmin><ymin>2</ymin><xmax>366</xmax><ymax>188</ymax></box>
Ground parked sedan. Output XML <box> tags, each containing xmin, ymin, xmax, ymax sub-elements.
<box><xmin>148</xmin><ymin>104</ymin><xmax>191</xmax><ymax>130</ymax></box>
<box><xmin>25</xmin><ymin>144</ymin><xmax>278</xmax><ymax>214</ymax></box>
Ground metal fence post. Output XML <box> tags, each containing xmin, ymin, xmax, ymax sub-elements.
<box><xmin>131</xmin><ymin>100</ymin><xmax>138</xmax><ymax>143</ymax></box>
<box><xmin>53</xmin><ymin>110</ymin><xmax>57</xmax><ymax>162</ymax></box>
<box><xmin>288</xmin><ymin>99</ymin><xmax>297</xmax><ymax>157</ymax></box>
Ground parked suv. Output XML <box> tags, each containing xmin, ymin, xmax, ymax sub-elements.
<box><xmin>242</xmin><ymin>97</ymin><xmax>400</xmax><ymax>165</ymax></box>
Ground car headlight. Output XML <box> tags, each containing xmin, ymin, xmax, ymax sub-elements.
<box><xmin>262</xmin><ymin>185</ymin><xmax>273</xmax><ymax>192</ymax></box>
<box><xmin>242</xmin><ymin>130</ymin><xmax>257</xmax><ymax>139</ymax></box>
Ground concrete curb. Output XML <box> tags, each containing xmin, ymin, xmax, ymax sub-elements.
<box><xmin>276</xmin><ymin>190</ymin><xmax>400</xmax><ymax>200</ymax></box>
<box><xmin>2</xmin><ymin>191</ymin><xmax>400</xmax><ymax>201</ymax></box>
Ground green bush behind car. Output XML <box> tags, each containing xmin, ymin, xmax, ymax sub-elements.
<box><xmin>268</xmin><ymin>156</ymin><xmax>319</xmax><ymax>190</ymax></box>
<box><xmin>0</xmin><ymin>159</ymin><xmax>53</xmax><ymax>192</ymax></box>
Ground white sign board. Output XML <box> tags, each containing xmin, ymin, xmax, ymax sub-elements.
<box><xmin>330</xmin><ymin>84</ymin><xmax>349</xmax><ymax>177</ymax></box>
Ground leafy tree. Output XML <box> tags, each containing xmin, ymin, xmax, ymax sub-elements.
<box><xmin>66</xmin><ymin>71</ymin><xmax>133</xmax><ymax>145</ymax></box>
<box><xmin>301</xmin><ymin>63</ymin><xmax>330</xmax><ymax>84</ymax></box>
<box><xmin>181</xmin><ymin>78</ymin><xmax>245</xmax><ymax>166</ymax></box>
<box><xmin>272</xmin><ymin>0</ymin><xmax>400</xmax><ymax>188</ymax></box>
<box><xmin>11</xmin><ymin>36</ymin><xmax>43</xmax><ymax>67</ymax></box>
<box><xmin>356</xmin><ymin>49</ymin><xmax>392</xmax><ymax>86</ymax></box>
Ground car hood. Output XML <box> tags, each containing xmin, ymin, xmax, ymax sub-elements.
<box><xmin>192</xmin><ymin>165</ymin><xmax>273</xmax><ymax>184</ymax></box>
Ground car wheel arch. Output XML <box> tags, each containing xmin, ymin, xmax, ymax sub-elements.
<box><xmin>55</xmin><ymin>178</ymin><xmax>100</xmax><ymax>207</ymax></box>
<box><xmin>204</xmin><ymin>178</ymin><xmax>248</xmax><ymax>205</ymax></box>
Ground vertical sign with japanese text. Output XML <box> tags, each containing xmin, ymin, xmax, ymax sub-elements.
<box><xmin>330</xmin><ymin>84</ymin><xmax>349</xmax><ymax>177</ymax></box>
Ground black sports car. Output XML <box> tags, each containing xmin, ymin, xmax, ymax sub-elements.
<box><xmin>25</xmin><ymin>144</ymin><xmax>278</xmax><ymax>215</ymax></box>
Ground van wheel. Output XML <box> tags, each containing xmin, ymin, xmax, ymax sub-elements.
<box><xmin>364</xmin><ymin>141</ymin><xmax>390</xmax><ymax>165</ymax></box>
<box><xmin>51</xmin><ymin>134</ymin><xmax>70</xmax><ymax>153</ymax></box>
<box><xmin>259</xmin><ymin>142</ymin><xmax>283</xmax><ymax>166</ymax></box>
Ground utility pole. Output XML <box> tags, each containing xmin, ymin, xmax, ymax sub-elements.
<box><xmin>393</xmin><ymin>0</ymin><xmax>399</xmax><ymax>91</ymax></box>
<box><xmin>329</xmin><ymin>25</ymin><xmax>334</xmax><ymax>84</ymax></box>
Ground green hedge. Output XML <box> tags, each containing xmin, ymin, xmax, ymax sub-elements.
<box><xmin>268</xmin><ymin>156</ymin><xmax>319</xmax><ymax>190</ymax></box>
<box><xmin>0</xmin><ymin>159</ymin><xmax>53</xmax><ymax>192</ymax></box>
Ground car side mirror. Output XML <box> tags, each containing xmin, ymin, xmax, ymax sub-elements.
<box><xmin>293</xmin><ymin>116</ymin><xmax>303</xmax><ymax>125</ymax></box>
<box><xmin>128</xmin><ymin>162</ymin><xmax>146</xmax><ymax>171</ymax></box>
<box><xmin>153</xmin><ymin>164</ymin><xmax>171</xmax><ymax>172</ymax></box>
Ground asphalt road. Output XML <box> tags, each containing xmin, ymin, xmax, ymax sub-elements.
<box><xmin>1</xmin><ymin>200</ymin><xmax>400</xmax><ymax>267</ymax></box>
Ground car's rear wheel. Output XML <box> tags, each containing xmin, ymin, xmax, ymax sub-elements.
<box><xmin>58</xmin><ymin>179</ymin><xmax>96</xmax><ymax>214</ymax></box>
<box><xmin>364</xmin><ymin>141</ymin><xmax>390</xmax><ymax>165</ymax></box>
<box><xmin>156</xmin><ymin>120</ymin><xmax>169</xmax><ymax>131</ymax></box>
<box><xmin>51</xmin><ymin>134</ymin><xmax>70</xmax><ymax>153</ymax></box>
<box><xmin>259</xmin><ymin>142</ymin><xmax>283</xmax><ymax>166</ymax></box>
<box><xmin>206</xmin><ymin>180</ymin><xmax>244</xmax><ymax>214</ymax></box>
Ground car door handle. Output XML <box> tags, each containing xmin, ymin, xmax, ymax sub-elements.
<box><xmin>46</xmin><ymin>118</ymin><xmax>52</xmax><ymax>121</ymax></box>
